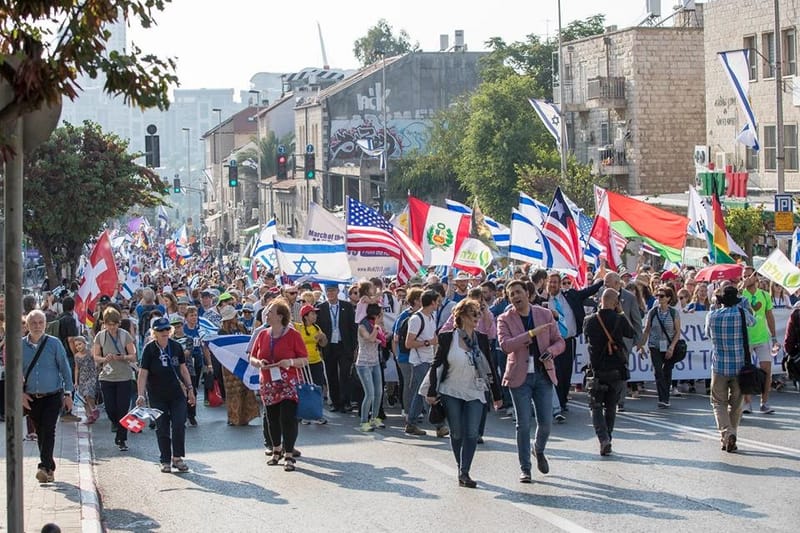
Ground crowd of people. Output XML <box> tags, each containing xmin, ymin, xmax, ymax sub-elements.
<box><xmin>1</xmin><ymin>251</ymin><xmax>797</xmax><ymax>489</ymax></box>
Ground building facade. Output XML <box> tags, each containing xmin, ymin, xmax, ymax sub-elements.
<box><xmin>557</xmin><ymin>21</ymin><xmax>705</xmax><ymax>195</ymax></box>
<box><xmin>704</xmin><ymin>0</ymin><xmax>800</xmax><ymax>192</ymax></box>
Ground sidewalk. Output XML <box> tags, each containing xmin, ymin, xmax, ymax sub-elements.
<box><xmin>0</xmin><ymin>406</ymin><xmax>101</xmax><ymax>533</ymax></box>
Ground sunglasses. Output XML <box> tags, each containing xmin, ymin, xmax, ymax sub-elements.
<box><xmin>657</xmin><ymin>294</ymin><xmax>668</xmax><ymax>298</ymax></box>
<box><xmin>561</xmin><ymin>281</ymin><xmax>572</xmax><ymax>286</ymax></box>
<box><xmin>287</xmin><ymin>292</ymin><xmax>298</xmax><ymax>296</ymax></box>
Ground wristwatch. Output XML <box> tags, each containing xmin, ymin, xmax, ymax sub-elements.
<box><xmin>424</xmin><ymin>340</ymin><xmax>431</xmax><ymax>347</ymax></box>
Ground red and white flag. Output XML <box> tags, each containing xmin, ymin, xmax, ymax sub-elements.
<box><xmin>74</xmin><ymin>231</ymin><xmax>118</xmax><ymax>326</ymax></box>
<box><xmin>588</xmin><ymin>186</ymin><xmax>624</xmax><ymax>271</ymax></box>
<box><xmin>542</xmin><ymin>187</ymin><xmax>585</xmax><ymax>286</ymax></box>
<box><xmin>408</xmin><ymin>196</ymin><xmax>470</xmax><ymax>267</ymax></box>
<box><xmin>119</xmin><ymin>413</ymin><xmax>146</xmax><ymax>433</ymax></box>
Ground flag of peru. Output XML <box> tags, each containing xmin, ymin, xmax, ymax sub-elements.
<box><xmin>408</xmin><ymin>197</ymin><xmax>470</xmax><ymax>267</ymax></box>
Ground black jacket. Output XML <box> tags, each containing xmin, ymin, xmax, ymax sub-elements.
<box><xmin>426</xmin><ymin>330</ymin><xmax>502</xmax><ymax>402</ymax></box>
<box><xmin>315</xmin><ymin>299</ymin><xmax>357</xmax><ymax>356</ymax></box>
<box><xmin>583</xmin><ymin>309</ymin><xmax>635</xmax><ymax>372</ymax></box>
<box><xmin>561</xmin><ymin>280</ymin><xmax>604</xmax><ymax>337</ymax></box>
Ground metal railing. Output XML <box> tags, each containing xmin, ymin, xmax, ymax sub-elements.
<box><xmin>587</xmin><ymin>76</ymin><xmax>626</xmax><ymax>100</ymax></box>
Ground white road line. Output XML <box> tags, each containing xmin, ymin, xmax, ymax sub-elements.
<box><xmin>570</xmin><ymin>401</ymin><xmax>800</xmax><ymax>456</ymax></box>
<box><xmin>419</xmin><ymin>457</ymin><xmax>593</xmax><ymax>533</ymax></box>
<box><xmin>74</xmin><ymin>406</ymin><xmax>103</xmax><ymax>533</ymax></box>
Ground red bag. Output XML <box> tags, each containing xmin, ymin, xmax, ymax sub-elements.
<box><xmin>208</xmin><ymin>379</ymin><xmax>224</xmax><ymax>407</ymax></box>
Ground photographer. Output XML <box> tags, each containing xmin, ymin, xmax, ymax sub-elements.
<box><xmin>583</xmin><ymin>289</ymin><xmax>635</xmax><ymax>457</ymax></box>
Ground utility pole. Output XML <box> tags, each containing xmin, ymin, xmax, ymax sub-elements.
<box><xmin>775</xmin><ymin>0</ymin><xmax>785</xmax><ymax>194</ymax></box>
<box><xmin>557</xmin><ymin>0</ymin><xmax>569</xmax><ymax>182</ymax></box>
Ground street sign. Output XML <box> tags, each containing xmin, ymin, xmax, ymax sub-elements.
<box><xmin>306</xmin><ymin>143</ymin><xmax>314</xmax><ymax>153</ymax></box>
<box><xmin>774</xmin><ymin>193</ymin><xmax>793</xmax><ymax>212</ymax></box>
<box><xmin>774</xmin><ymin>211</ymin><xmax>794</xmax><ymax>233</ymax></box>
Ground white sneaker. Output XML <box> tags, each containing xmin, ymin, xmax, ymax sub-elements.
<box><xmin>671</xmin><ymin>387</ymin><xmax>682</xmax><ymax>397</ymax></box>
<box><xmin>742</xmin><ymin>403</ymin><xmax>753</xmax><ymax>414</ymax></box>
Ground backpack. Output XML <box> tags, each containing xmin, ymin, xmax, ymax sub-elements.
<box><xmin>138</xmin><ymin>304</ymin><xmax>158</xmax><ymax>338</ymax></box>
<box><xmin>45</xmin><ymin>319</ymin><xmax>61</xmax><ymax>338</ymax></box>
<box><xmin>398</xmin><ymin>311</ymin><xmax>425</xmax><ymax>353</ymax></box>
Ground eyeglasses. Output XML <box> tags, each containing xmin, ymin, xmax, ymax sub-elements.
<box><xmin>561</xmin><ymin>281</ymin><xmax>572</xmax><ymax>286</ymax></box>
<box><xmin>657</xmin><ymin>294</ymin><xmax>668</xmax><ymax>298</ymax></box>
<box><xmin>286</xmin><ymin>292</ymin><xmax>298</xmax><ymax>296</ymax></box>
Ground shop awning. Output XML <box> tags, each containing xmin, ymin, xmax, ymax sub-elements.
<box><xmin>241</xmin><ymin>224</ymin><xmax>260</xmax><ymax>236</ymax></box>
<box><xmin>205</xmin><ymin>213</ymin><xmax>223</xmax><ymax>224</ymax></box>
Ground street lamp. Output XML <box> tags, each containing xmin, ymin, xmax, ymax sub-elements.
<box><xmin>248</xmin><ymin>89</ymin><xmax>263</xmax><ymax>225</ymax></box>
<box><xmin>181</xmin><ymin>127</ymin><xmax>191</xmax><ymax>226</ymax></box>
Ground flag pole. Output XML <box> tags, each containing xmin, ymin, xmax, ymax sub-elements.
<box><xmin>557</xmin><ymin>0</ymin><xmax>568</xmax><ymax>182</ymax></box>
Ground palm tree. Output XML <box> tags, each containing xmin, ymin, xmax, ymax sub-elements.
<box><xmin>237</xmin><ymin>131</ymin><xmax>296</xmax><ymax>179</ymax></box>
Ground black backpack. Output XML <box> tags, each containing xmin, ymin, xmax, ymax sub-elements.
<box><xmin>398</xmin><ymin>311</ymin><xmax>424</xmax><ymax>353</ymax></box>
<box><xmin>138</xmin><ymin>304</ymin><xmax>158</xmax><ymax>338</ymax></box>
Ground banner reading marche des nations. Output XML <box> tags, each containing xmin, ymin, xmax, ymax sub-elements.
<box><xmin>569</xmin><ymin>308</ymin><xmax>792</xmax><ymax>385</ymax></box>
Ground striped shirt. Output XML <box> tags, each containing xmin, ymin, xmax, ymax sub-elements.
<box><xmin>705</xmin><ymin>305</ymin><xmax>755</xmax><ymax>376</ymax></box>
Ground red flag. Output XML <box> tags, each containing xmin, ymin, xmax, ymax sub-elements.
<box><xmin>119</xmin><ymin>413</ymin><xmax>146</xmax><ymax>433</ymax></box>
<box><xmin>408</xmin><ymin>196</ymin><xmax>470</xmax><ymax>267</ymax></box>
<box><xmin>587</xmin><ymin>186</ymin><xmax>623</xmax><ymax>271</ymax></box>
<box><xmin>74</xmin><ymin>232</ymin><xmax>118</xmax><ymax>326</ymax></box>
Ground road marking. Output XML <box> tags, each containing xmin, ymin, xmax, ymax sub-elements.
<box><xmin>419</xmin><ymin>458</ymin><xmax>593</xmax><ymax>533</ymax></box>
<box><xmin>570</xmin><ymin>401</ymin><xmax>800</xmax><ymax>456</ymax></box>
<box><xmin>74</xmin><ymin>406</ymin><xmax>103</xmax><ymax>533</ymax></box>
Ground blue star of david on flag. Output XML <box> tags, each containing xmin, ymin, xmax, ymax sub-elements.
<box><xmin>293</xmin><ymin>255</ymin><xmax>319</xmax><ymax>275</ymax></box>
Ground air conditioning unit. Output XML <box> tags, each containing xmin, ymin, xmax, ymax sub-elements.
<box><xmin>693</xmin><ymin>145</ymin><xmax>709</xmax><ymax>170</ymax></box>
<box><xmin>715</xmin><ymin>152</ymin><xmax>733</xmax><ymax>170</ymax></box>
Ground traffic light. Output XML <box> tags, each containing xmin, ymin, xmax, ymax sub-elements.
<box><xmin>304</xmin><ymin>152</ymin><xmax>315</xmax><ymax>179</ymax></box>
<box><xmin>228</xmin><ymin>161</ymin><xmax>239</xmax><ymax>187</ymax></box>
<box><xmin>173</xmin><ymin>177</ymin><xmax>181</xmax><ymax>193</ymax></box>
<box><xmin>276</xmin><ymin>153</ymin><xmax>288</xmax><ymax>179</ymax></box>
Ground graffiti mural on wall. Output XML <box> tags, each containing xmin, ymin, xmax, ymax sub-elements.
<box><xmin>329</xmin><ymin>115</ymin><xmax>431</xmax><ymax>163</ymax></box>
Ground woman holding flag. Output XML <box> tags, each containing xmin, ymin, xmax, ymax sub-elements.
<box><xmin>219</xmin><ymin>306</ymin><xmax>260</xmax><ymax>426</ymax></box>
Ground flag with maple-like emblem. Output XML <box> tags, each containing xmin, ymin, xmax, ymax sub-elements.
<box><xmin>74</xmin><ymin>231</ymin><xmax>118</xmax><ymax>327</ymax></box>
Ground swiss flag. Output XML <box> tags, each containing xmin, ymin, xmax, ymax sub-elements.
<box><xmin>74</xmin><ymin>232</ymin><xmax>118</xmax><ymax>326</ymax></box>
<box><xmin>119</xmin><ymin>413</ymin><xmax>146</xmax><ymax>433</ymax></box>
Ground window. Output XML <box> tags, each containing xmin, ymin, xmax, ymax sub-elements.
<box><xmin>600</xmin><ymin>122</ymin><xmax>610</xmax><ymax>145</ymax></box>
<box><xmin>763</xmin><ymin>32</ymin><xmax>776</xmax><ymax>78</ymax></box>
<box><xmin>744</xmin><ymin>35</ymin><xmax>758</xmax><ymax>81</ymax></box>
<box><xmin>783</xmin><ymin>29</ymin><xmax>797</xmax><ymax>76</ymax></box>
<box><xmin>745</xmin><ymin>146</ymin><xmax>759</xmax><ymax>171</ymax></box>
<box><xmin>786</xmin><ymin>124</ymin><xmax>798</xmax><ymax>170</ymax></box>
<box><xmin>764</xmin><ymin>125</ymin><xmax>777</xmax><ymax>170</ymax></box>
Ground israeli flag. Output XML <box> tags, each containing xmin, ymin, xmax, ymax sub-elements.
<box><xmin>157</xmin><ymin>206</ymin><xmax>169</xmax><ymax>230</ymax></box>
<box><xmin>207</xmin><ymin>335</ymin><xmax>260</xmax><ymax>391</ymax></box>
<box><xmin>508</xmin><ymin>209</ymin><xmax>545</xmax><ymax>264</ymax></box>
<box><xmin>791</xmin><ymin>227</ymin><xmax>800</xmax><ymax>266</ymax></box>
<box><xmin>444</xmin><ymin>199</ymin><xmax>510</xmax><ymax>248</ymax></box>
<box><xmin>273</xmin><ymin>236</ymin><xmax>353</xmax><ymax>282</ymax></box>
<box><xmin>252</xmin><ymin>218</ymin><xmax>277</xmax><ymax>268</ymax></box>
<box><xmin>718</xmin><ymin>50</ymin><xmax>759</xmax><ymax>151</ymax></box>
<box><xmin>518</xmin><ymin>192</ymin><xmax>549</xmax><ymax>226</ymax></box>
<box><xmin>528</xmin><ymin>98</ymin><xmax>564</xmax><ymax>149</ymax></box>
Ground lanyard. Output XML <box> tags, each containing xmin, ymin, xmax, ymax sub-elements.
<box><xmin>108</xmin><ymin>330</ymin><xmax>123</xmax><ymax>354</ymax></box>
<box><xmin>330</xmin><ymin>304</ymin><xmax>339</xmax><ymax>325</ymax></box>
<box><xmin>159</xmin><ymin>341</ymin><xmax>172</xmax><ymax>367</ymax></box>
<box><xmin>270</xmin><ymin>327</ymin><xmax>285</xmax><ymax>358</ymax></box>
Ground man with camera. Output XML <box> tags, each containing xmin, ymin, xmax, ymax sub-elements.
<box><xmin>583</xmin><ymin>289</ymin><xmax>636</xmax><ymax>456</ymax></box>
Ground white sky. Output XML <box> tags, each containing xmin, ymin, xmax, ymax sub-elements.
<box><xmin>128</xmin><ymin>0</ymin><xmax>677</xmax><ymax>94</ymax></box>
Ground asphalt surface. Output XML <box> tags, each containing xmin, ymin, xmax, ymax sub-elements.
<box><xmin>92</xmin><ymin>385</ymin><xmax>800</xmax><ymax>532</ymax></box>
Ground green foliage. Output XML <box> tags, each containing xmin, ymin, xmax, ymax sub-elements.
<box><xmin>21</xmin><ymin>121</ymin><xmax>166</xmax><ymax>274</ymax></box>
<box><xmin>0</xmin><ymin>0</ymin><xmax>178</xmax><ymax>159</ymax></box>
<box><xmin>237</xmin><ymin>131</ymin><xmax>295</xmax><ymax>179</ymax></box>
<box><xmin>353</xmin><ymin>19</ymin><xmax>420</xmax><ymax>66</ymax></box>
<box><xmin>517</xmin><ymin>148</ymin><xmax>610</xmax><ymax>214</ymax></box>
<box><xmin>724</xmin><ymin>206</ymin><xmax>766</xmax><ymax>258</ymax></box>
<box><xmin>480</xmin><ymin>14</ymin><xmax>606</xmax><ymax>89</ymax></box>
<box><xmin>455</xmin><ymin>75</ymin><xmax>551</xmax><ymax>222</ymax></box>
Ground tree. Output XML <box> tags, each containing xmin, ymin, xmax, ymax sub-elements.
<box><xmin>0</xmin><ymin>0</ymin><xmax>177</xmax><ymax>159</ymax></box>
<box><xmin>236</xmin><ymin>131</ymin><xmax>295</xmax><ymax>179</ymax></box>
<box><xmin>725</xmin><ymin>206</ymin><xmax>766</xmax><ymax>258</ymax></box>
<box><xmin>20</xmin><ymin>121</ymin><xmax>166</xmax><ymax>281</ymax></box>
<box><xmin>353</xmin><ymin>19</ymin><xmax>420</xmax><ymax>67</ymax></box>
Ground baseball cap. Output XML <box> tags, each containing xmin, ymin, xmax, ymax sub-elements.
<box><xmin>169</xmin><ymin>314</ymin><xmax>185</xmax><ymax>325</ymax></box>
<box><xmin>177</xmin><ymin>296</ymin><xmax>191</xmax><ymax>305</ymax></box>
<box><xmin>151</xmin><ymin>317</ymin><xmax>171</xmax><ymax>331</ymax></box>
<box><xmin>242</xmin><ymin>303</ymin><xmax>255</xmax><ymax>312</ymax></box>
<box><xmin>217</xmin><ymin>291</ymin><xmax>234</xmax><ymax>303</ymax></box>
<box><xmin>300</xmin><ymin>304</ymin><xmax>316</xmax><ymax>318</ymax></box>
<box><xmin>98</xmin><ymin>295</ymin><xmax>112</xmax><ymax>304</ymax></box>
<box><xmin>220</xmin><ymin>306</ymin><xmax>239</xmax><ymax>321</ymax></box>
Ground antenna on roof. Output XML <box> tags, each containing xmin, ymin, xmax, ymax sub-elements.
<box><xmin>317</xmin><ymin>21</ymin><xmax>330</xmax><ymax>70</ymax></box>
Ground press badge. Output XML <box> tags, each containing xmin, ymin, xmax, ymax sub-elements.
<box><xmin>269</xmin><ymin>367</ymin><xmax>282</xmax><ymax>382</ymax></box>
<box><xmin>659</xmin><ymin>340</ymin><xmax>668</xmax><ymax>352</ymax></box>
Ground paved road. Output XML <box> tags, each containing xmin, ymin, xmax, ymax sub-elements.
<box><xmin>92</xmin><ymin>386</ymin><xmax>799</xmax><ymax>532</ymax></box>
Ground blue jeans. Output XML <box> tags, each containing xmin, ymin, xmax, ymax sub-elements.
<box><xmin>406</xmin><ymin>362</ymin><xmax>431</xmax><ymax>425</ymax></box>
<box><xmin>356</xmin><ymin>364</ymin><xmax>382</xmax><ymax>424</ymax></box>
<box><xmin>494</xmin><ymin>347</ymin><xmax>512</xmax><ymax>406</ymax></box>
<box><xmin>442</xmin><ymin>394</ymin><xmax>484</xmax><ymax>475</ymax></box>
<box><xmin>150</xmin><ymin>395</ymin><xmax>188</xmax><ymax>464</ymax></box>
<box><xmin>509</xmin><ymin>372</ymin><xmax>553</xmax><ymax>473</ymax></box>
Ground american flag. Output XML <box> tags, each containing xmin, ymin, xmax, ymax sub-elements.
<box><xmin>346</xmin><ymin>197</ymin><xmax>422</xmax><ymax>284</ymax></box>
<box><xmin>542</xmin><ymin>187</ymin><xmax>584</xmax><ymax>285</ymax></box>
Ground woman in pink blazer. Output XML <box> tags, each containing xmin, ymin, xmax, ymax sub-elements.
<box><xmin>497</xmin><ymin>280</ymin><xmax>565</xmax><ymax>483</ymax></box>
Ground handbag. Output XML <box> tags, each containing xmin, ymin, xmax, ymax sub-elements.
<box><xmin>653</xmin><ymin>310</ymin><xmax>687</xmax><ymax>368</ymax></box>
<box><xmin>208</xmin><ymin>379</ymin><xmax>224</xmax><ymax>407</ymax></box>
<box><xmin>295</xmin><ymin>364</ymin><xmax>323</xmax><ymax>421</ymax></box>
<box><xmin>428</xmin><ymin>396</ymin><xmax>446</xmax><ymax>425</ymax></box>
<box><xmin>737</xmin><ymin>308</ymin><xmax>767</xmax><ymax>395</ymax></box>
<box><xmin>596</xmin><ymin>313</ymin><xmax>630</xmax><ymax>381</ymax></box>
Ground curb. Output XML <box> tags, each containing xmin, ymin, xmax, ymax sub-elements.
<box><xmin>74</xmin><ymin>406</ymin><xmax>103</xmax><ymax>533</ymax></box>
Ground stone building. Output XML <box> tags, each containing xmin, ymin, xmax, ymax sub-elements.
<box><xmin>556</xmin><ymin>20</ymin><xmax>705</xmax><ymax>195</ymax></box>
<box><xmin>704</xmin><ymin>0</ymin><xmax>800</xmax><ymax>192</ymax></box>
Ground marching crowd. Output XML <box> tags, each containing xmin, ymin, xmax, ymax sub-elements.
<box><xmin>2</xmin><ymin>252</ymin><xmax>799</xmax><ymax>489</ymax></box>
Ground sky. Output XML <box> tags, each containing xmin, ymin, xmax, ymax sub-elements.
<box><xmin>128</xmin><ymin>0</ymin><xmax>678</xmax><ymax>96</ymax></box>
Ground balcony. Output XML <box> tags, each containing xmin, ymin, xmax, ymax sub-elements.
<box><xmin>586</xmin><ymin>76</ymin><xmax>627</xmax><ymax>109</ymax></box>
<box><xmin>593</xmin><ymin>145</ymin><xmax>629</xmax><ymax>175</ymax></box>
<box><xmin>553</xmin><ymin>80</ymin><xmax>587</xmax><ymax>112</ymax></box>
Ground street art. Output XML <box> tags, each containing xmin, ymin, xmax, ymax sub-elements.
<box><xmin>329</xmin><ymin>116</ymin><xmax>431</xmax><ymax>163</ymax></box>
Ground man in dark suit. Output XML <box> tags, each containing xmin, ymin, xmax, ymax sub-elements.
<box><xmin>604</xmin><ymin>271</ymin><xmax>643</xmax><ymax>411</ymax></box>
<box><xmin>546</xmin><ymin>272</ymin><xmax>604</xmax><ymax>421</ymax></box>
<box><xmin>316</xmin><ymin>284</ymin><xmax>357</xmax><ymax>412</ymax></box>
